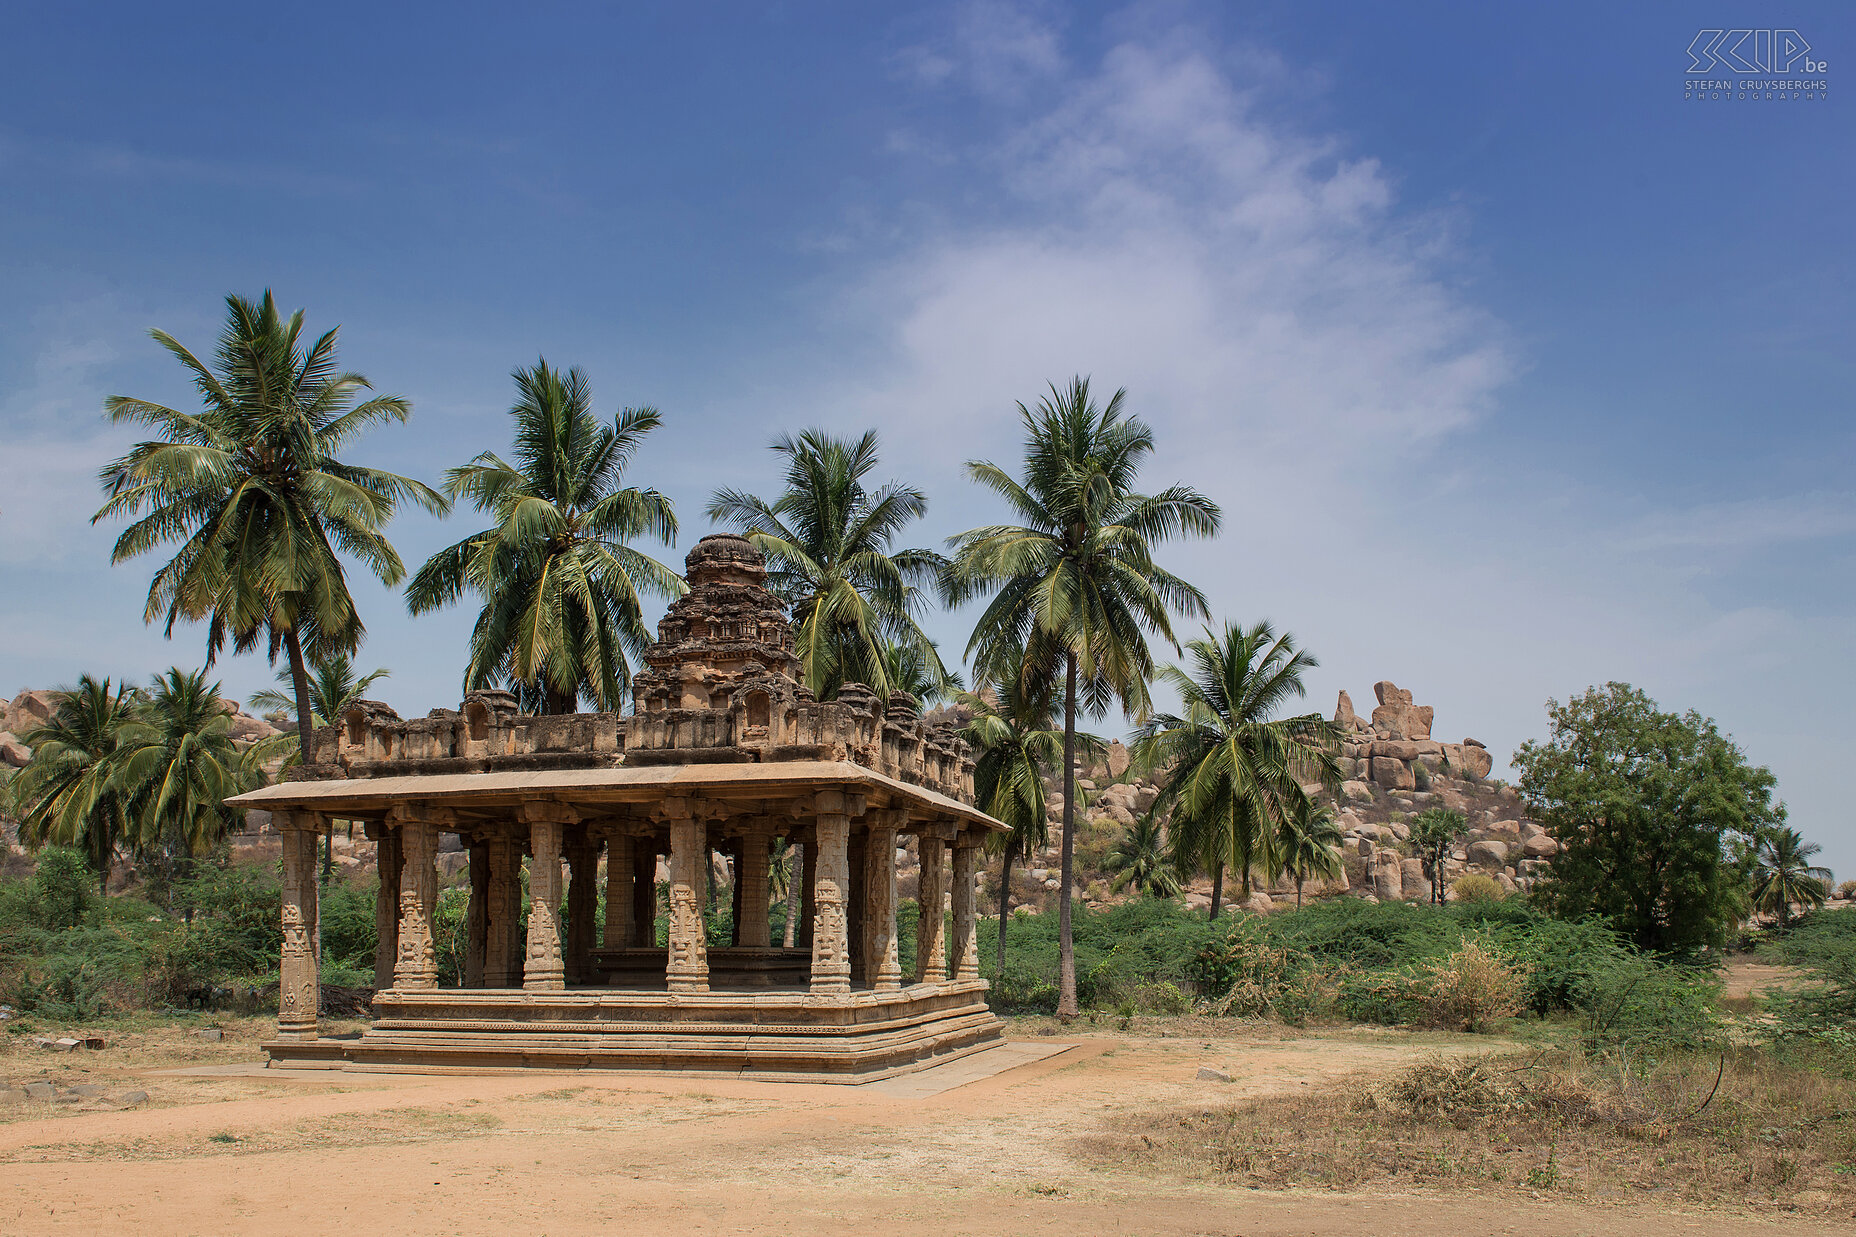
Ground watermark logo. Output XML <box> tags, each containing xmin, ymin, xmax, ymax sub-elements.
<box><xmin>1685</xmin><ymin>29</ymin><xmax>1828</xmax><ymax>101</ymax></box>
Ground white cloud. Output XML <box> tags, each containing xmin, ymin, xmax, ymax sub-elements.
<box><xmin>837</xmin><ymin>9</ymin><xmax>1512</xmax><ymax>483</ymax></box>
<box><xmin>816</xmin><ymin>4</ymin><xmax>1854</xmax><ymax>875</ymax></box>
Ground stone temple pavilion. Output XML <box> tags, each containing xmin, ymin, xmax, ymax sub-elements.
<box><xmin>227</xmin><ymin>535</ymin><xmax>1007</xmax><ymax>1080</ymax></box>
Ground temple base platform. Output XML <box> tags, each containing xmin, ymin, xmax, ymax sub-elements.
<box><xmin>263</xmin><ymin>978</ymin><xmax>1004</xmax><ymax>1082</ymax></box>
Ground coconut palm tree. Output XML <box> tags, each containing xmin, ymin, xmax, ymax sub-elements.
<box><xmin>1410</xmin><ymin>807</ymin><xmax>1467</xmax><ymax>905</ymax></box>
<box><xmin>1751</xmin><ymin>826</ymin><xmax>1833</xmax><ymax>930</ymax></box>
<box><xmin>1132</xmin><ymin>621</ymin><xmax>1343</xmax><ymax>920</ymax></box>
<box><xmin>93</xmin><ymin>291</ymin><xmax>447</xmax><ymax>764</ymax></box>
<box><xmin>707</xmin><ymin>429</ymin><xmax>949</xmax><ymax>701</ymax></box>
<box><xmin>115</xmin><ymin>669</ymin><xmax>259</xmax><ymax>862</ymax></box>
<box><xmin>9</xmin><ymin>677</ymin><xmax>141</xmax><ymax>891</ymax></box>
<box><xmin>948</xmin><ymin>378</ymin><xmax>1221</xmax><ymax>1016</ymax></box>
<box><xmin>1106</xmin><ymin>816</ymin><xmax>1180</xmax><ymax>898</ymax></box>
<box><xmin>956</xmin><ymin>639</ymin><xmax>1105</xmax><ymax>975</ymax></box>
<box><xmin>407</xmin><ymin>360</ymin><xmax>683</xmax><ymax>713</ymax></box>
<box><xmin>249</xmin><ymin>651</ymin><xmax>390</xmax><ymax>734</ymax></box>
<box><xmin>876</xmin><ymin>639</ymin><xmax>963</xmax><ymax>709</ymax></box>
<box><xmin>1276</xmin><ymin>799</ymin><xmax>1345</xmax><ymax>909</ymax></box>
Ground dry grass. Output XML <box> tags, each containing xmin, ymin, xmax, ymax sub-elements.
<box><xmin>1091</xmin><ymin>1047</ymin><xmax>1856</xmax><ymax>1218</ymax></box>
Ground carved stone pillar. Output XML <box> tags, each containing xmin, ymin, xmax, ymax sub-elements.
<box><xmin>465</xmin><ymin>837</ymin><xmax>488</xmax><ymax>987</ymax></box>
<box><xmin>737</xmin><ymin>822</ymin><xmax>773</xmax><ymax>948</ymax></box>
<box><xmin>277</xmin><ymin>816</ymin><xmax>320</xmax><ymax>1040</ymax></box>
<box><xmin>951</xmin><ymin>838</ymin><xmax>981</xmax><ymax>982</ymax></box>
<box><xmin>632</xmin><ymin>842</ymin><xmax>657</xmax><ymax>946</ymax></box>
<box><xmin>565</xmin><ymin>828</ymin><xmax>598</xmax><ymax>984</ymax></box>
<box><xmin>664</xmin><ymin>799</ymin><xmax>709</xmax><ymax>993</ymax></box>
<box><xmin>521</xmin><ymin>803</ymin><xmax>572</xmax><ymax>991</ymax></box>
<box><xmin>864</xmin><ymin>811</ymin><xmax>902</xmax><ymax>991</ymax></box>
<box><xmin>604</xmin><ymin>833</ymin><xmax>634</xmax><ymax>949</ymax></box>
<box><xmin>371</xmin><ymin>823</ymin><xmax>402</xmax><ymax>992</ymax></box>
<box><xmin>914</xmin><ymin>833</ymin><xmax>946</xmax><ymax>984</ymax></box>
<box><xmin>484</xmin><ymin>830</ymin><xmax>522</xmax><ymax>988</ymax></box>
<box><xmin>391</xmin><ymin>806</ymin><xmax>441</xmax><ymax>990</ymax></box>
<box><xmin>846</xmin><ymin>829</ymin><xmax>866</xmax><ymax>985</ymax></box>
<box><xmin>809</xmin><ymin>792</ymin><xmax>852</xmax><ymax>995</ymax></box>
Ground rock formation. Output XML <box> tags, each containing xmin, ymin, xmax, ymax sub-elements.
<box><xmin>1331</xmin><ymin>679</ymin><xmax>1494</xmax><ymax>788</ymax></box>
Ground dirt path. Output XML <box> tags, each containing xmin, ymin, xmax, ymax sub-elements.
<box><xmin>0</xmin><ymin>1029</ymin><xmax>1842</xmax><ymax>1236</ymax></box>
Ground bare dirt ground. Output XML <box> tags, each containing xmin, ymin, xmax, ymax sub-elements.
<box><xmin>1</xmin><ymin>1019</ymin><xmax>1846</xmax><ymax>1236</ymax></box>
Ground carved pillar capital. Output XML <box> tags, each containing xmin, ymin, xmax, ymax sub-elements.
<box><xmin>516</xmin><ymin>800</ymin><xmax>580</xmax><ymax>827</ymax></box>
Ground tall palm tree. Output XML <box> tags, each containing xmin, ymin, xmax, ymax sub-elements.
<box><xmin>949</xmin><ymin>379</ymin><xmax>1221</xmax><ymax>1016</ymax></box>
<box><xmin>1751</xmin><ymin>826</ymin><xmax>1833</xmax><ymax>930</ymax></box>
<box><xmin>708</xmin><ymin>429</ymin><xmax>949</xmax><ymax>700</ymax></box>
<box><xmin>956</xmin><ymin>644</ymin><xmax>1103</xmax><ymax>976</ymax></box>
<box><xmin>1106</xmin><ymin>816</ymin><xmax>1180</xmax><ymax>898</ymax></box>
<box><xmin>1132</xmin><ymin>621</ymin><xmax>1343</xmax><ymax>920</ymax></box>
<box><xmin>93</xmin><ymin>291</ymin><xmax>447</xmax><ymax>764</ymax></box>
<box><xmin>116</xmin><ymin>669</ymin><xmax>259</xmax><ymax>861</ymax></box>
<box><xmin>1411</xmin><ymin>807</ymin><xmax>1467</xmax><ymax>906</ymax></box>
<box><xmin>249</xmin><ymin>651</ymin><xmax>390</xmax><ymax>734</ymax></box>
<box><xmin>9</xmin><ymin>677</ymin><xmax>140</xmax><ymax>892</ymax></box>
<box><xmin>1276</xmin><ymin>799</ymin><xmax>1345</xmax><ymax>909</ymax></box>
<box><xmin>407</xmin><ymin>360</ymin><xmax>682</xmax><ymax>713</ymax></box>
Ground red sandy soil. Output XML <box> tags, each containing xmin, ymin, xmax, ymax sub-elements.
<box><xmin>1</xmin><ymin>1027</ymin><xmax>1844</xmax><ymax>1236</ymax></box>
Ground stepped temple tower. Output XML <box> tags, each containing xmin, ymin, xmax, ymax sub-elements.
<box><xmin>230</xmin><ymin>534</ymin><xmax>1006</xmax><ymax>1079</ymax></box>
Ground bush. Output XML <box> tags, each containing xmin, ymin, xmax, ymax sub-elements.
<box><xmin>1450</xmin><ymin>874</ymin><xmax>1505</xmax><ymax>903</ymax></box>
<box><xmin>1575</xmin><ymin>956</ymin><xmax>1723</xmax><ymax>1054</ymax></box>
<box><xmin>1417</xmin><ymin>937</ymin><xmax>1527</xmax><ymax>1032</ymax></box>
<box><xmin>1759</xmin><ymin>910</ymin><xmax>1856</xmax><ymax>1046</ymax></box>
<box><xmin>1837</xmin><ymin>880</ymin><xmax>1855</xmax><ymax>900</ymax></box>
<box><xmin>30</xmin><ymin>848</ymin><xmax>97</xmax><ymax>930</ymax></box>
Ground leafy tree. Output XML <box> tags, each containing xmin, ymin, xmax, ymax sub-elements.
<box><xmin>956</xmin><ymin>642</ymin><xmax>1102</xmax><ymax>975</ymax></box>
<box><xmin>249</xmin><ymin>651</ymin><xmax>390</xmax><ymax>732</ymax></box>
<box><xmin>1751</xmin><ymin>826</ymin><xmax>1832</xmax><ymax>930</ymax></box>
<box><xmin>1106</xmin><ymin>816</ymin><xmax>1180</xmax><ymax>898</ymax></box>
<box><xmin>948</xmin><ymin>378</ymin><xmax>1220</xmax><ymax>1017</ymax></box>
<box><xmin>9</xmin><ymin>677</ymin><xmax>140</xmax><ymax>891</ymax></box>
<box><xmin>408</xmin><ymin>360</ymin><xmax>682</xmax><ymax>713</ymax></box>
<box><xmin>1276</xmin><ymin>799</ymin><xmax>1345</xmax><ymax>909</ymax></box>
<box><xmin>708</xmin><ymin>429</ymin><xmax>949</xmax><ymax>701</ymax></box>
<box><xmin>1133</xmin><ymin>621</ymin><xmax>1342</xmax><ymax>919</ymax></box>
<box><xmin>1410</xmin><ymin>807</ymin><xmax>1467</xmax><ymax>906</ymax></box>
<box><xmin>94</xmin><ymin>290</ymin><xmax>446</xmax><ymax>762</ymax></box>
<box><xmin>1514</xmin><ymin>682</ymin><xmax>1780</xmax><ymax>954</ymax></box>
<box><xmin>115</xmin><ymin>669</ymin><xmax>259</xmax><ymax>863</ymax></box>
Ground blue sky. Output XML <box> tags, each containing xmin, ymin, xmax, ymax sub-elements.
<box><xmin>2</xmin><ymin>2</ymin><xmax>1851</xmax><ymax>875</ymax></box>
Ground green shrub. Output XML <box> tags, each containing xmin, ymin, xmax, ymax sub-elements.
<box><xmin>1759</xmin><ymin>910</ymin><xmax>1856</xmax><ymax>1045</ymax></box>
<box><xmin>1575</xmin><ymin>957</ymin><xmax>1723</xmax><ymax>1054</ymax></box>
<box><xmin>30</xmin><ymin>847</ymin><xmax>97</xmax><ymax>930</ymax></box>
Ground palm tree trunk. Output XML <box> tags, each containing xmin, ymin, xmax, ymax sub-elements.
<box><xmin>1296</xmin><ymin>873</ymin><xmax>1305</xmax><ymax>910</ymax></box>
<box><xmin>782</xmin><ymin>844</ymin><xmax>800</xmax><ymax>948</ymax></box>
<box><xmin>1056</xmin><ymin>653</ymin><xmax>1079</xmax><ymax>1020</ymax></box>
<box><xmin>1208</xmin><ymin>863</ymin><xmax>1223</xmax><ymax>920</ymax></box>
<box><xmin>995</xmin><ymin>845</ymin><xmax>1015</xmax><ymax>976</ymax></box>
